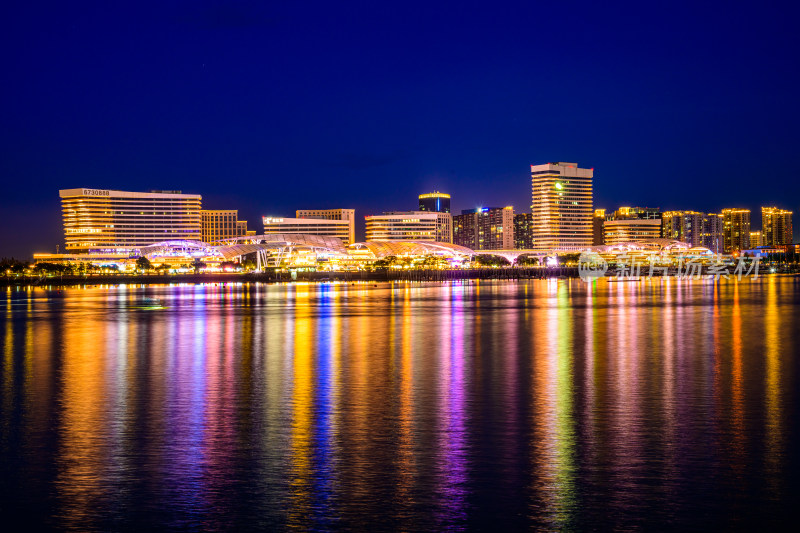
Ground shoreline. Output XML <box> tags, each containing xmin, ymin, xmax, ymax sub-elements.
<box><xmin>2</xmin><ymin>268</ymin><xmax>576</xmax><ymax>287</ymax></box>
<box><xmin>2</xmin><ymin>266</ymin><xmax>798</xmax><ymax>288</ymax></box>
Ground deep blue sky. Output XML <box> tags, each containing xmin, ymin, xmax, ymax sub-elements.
<box><xmin>2</xmin><ymin>1</ymin><xmax>799</xmax><ymax>257</ymax></box>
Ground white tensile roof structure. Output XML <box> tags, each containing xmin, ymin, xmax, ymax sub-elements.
<box><xmin>348</xmin><ymin>240</ymin><xmax>475</xmax><ymax>258</ymax></box>
<box><xmin>215</xmin><ymin>234</ymin><xmax>349</xmax><ymax>260</ymax></box>
<box><xmin>588</xmin><ymin>239</ymin><xmax>713</xmax><ymax>256</ymax></box>
<box><xmin>140</xmin><ymin>240</ymin><xmax>224</xmax><ymax>259</ymax></box>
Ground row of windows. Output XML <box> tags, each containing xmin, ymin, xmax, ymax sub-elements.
<box><xmin>62</xmin><ymin>198</ymin><xmax>200</xmax><ymax>203</ymax></box>
<box><xmin>65</xmin><ymin>226</ymin><xmax>200</xmax><ymax>231</ymax></box>
<box><xmin>64</xmin><ymin>233</ymin><xmax>200</xmax><ymax>239</ymax></box>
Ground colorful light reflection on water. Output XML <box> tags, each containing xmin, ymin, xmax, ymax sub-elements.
<box><xmin>1</xmin><ymin>279</ymin><xmax>799</xmax><ymax>530</ymax></box>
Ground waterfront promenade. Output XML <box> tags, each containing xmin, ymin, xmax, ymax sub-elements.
<box><xmin>1</xmin><ymin>267</ymin><xmax>580</xmax><ymax>287</ymax></box>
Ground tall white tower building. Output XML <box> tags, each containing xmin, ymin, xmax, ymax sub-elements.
<box><xmin>530</xmin><ymin>162</ymin><xmax>593</xmax><ymax>251</ymax></box>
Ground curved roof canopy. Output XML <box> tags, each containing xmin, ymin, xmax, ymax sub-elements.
<box><xmin>215</xmin><ymin>233</ymin><xmax>347</xmax><ymax>260</ymax></box>
<box><xmin>349</xmin><ymin>240</ymin><xmax>475</xmax><ymax>258</ymax></box>
<box><xmin>590</xmin><ymin>239</ymin><xmax>712</xmax><ymax>255</ymax></box>
<box><xmin>140</xmin><ymin>240</ymin><xmax>222</xmax><ymax>258</ymax></box>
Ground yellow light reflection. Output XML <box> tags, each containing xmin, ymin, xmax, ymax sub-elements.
<box><xmin>730</xmin><ymin>281</ymin><xmax>745</xmax><ymax>463</ymax></box>
<box><xmin>530</xmin><ymin>281</ymin><xmax>576</xmax><ymax>528</ymax></box>
<box><xmin>288</xmin><ymin>284</ymin><xmax>313</xmax><ymax>527</ymax></box>
<box><xmin>396</xmin><ymin>282</ymin><xmax>415</xmax><ymax>503</ymax></box>
<box><xmin>764</xmin><ymin>276</ymin><xmax>782</xmax><ymax>494</ymax></box>
<box><xmin>56</xmin><ymin>297</ymin><xmax>108</xmax><ymax>528</ymax></box>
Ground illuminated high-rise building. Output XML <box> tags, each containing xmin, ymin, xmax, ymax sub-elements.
<box><xmin>749</xmin><ymin>231</ymin><xmax>763</xmax><ymax>248</ymax></box>
<box><xmin>530</xmin><ymin>162</ymin><xmax>593</xmax><ymax>250</ymax></box>
<box><xmin>592</xmin><ymin>208</ymin><xmax>606</xmax><ymax>245</ymax></box>
<box><xmin>296</xmin><ymin>209</ymin><xmax>356</xmax><ymax>244</ymax></box>
<box><xmin>702</xmin><ymin>213</ymin><xmax>724</xmax><ymax>253</ymax></box>
<box><xmin>722</xmin><ymin>208</ymin><xmax>751</xmax><ymax>252</ymax></box>
<box><xmin>60</xmin><ymin>188</ymin><xmax>202</xmax><ymax>253</ymax></box>
<box><xmin>418</xmin><ymin>192</ymin><xmax>451</xmax><ymax>213</ymax></box>
<box><xmin>514</xmin><ymin>213</ymin><xmax>535</xmax><ymax>249</ymax></box>
<box><xmin>201</xmin><ymin>209</ymin><xmax>253</xmax><ymax>243</ymax></box>
<box><xmin>661</xmin><ymin>211</ymin><xmax>704</xmax><ymax>246</ymax></box>
<box><xmin>453</xmin><ymin>207</ymin><xmax>514</xmax><ymax>250</ymax></box>
<box><xmin>761</xmin><ymin>207</ymin><xmax>793</xmax><ymax>247</ymax></box>
<box><xmin>365</xmin><ymin>211</ymin><xmax>452</xmax><ymax>242</ymax></box>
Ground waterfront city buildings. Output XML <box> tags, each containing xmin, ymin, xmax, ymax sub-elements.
<box><xmin>453</xmin><ymin>207</ymin><xmax>514</xmax><ymax>250</ymax></box>
<box><xmin>296</xmin><ymin>209</ymin><xmax>356</xmax><ymax>245</ymax></box>
<box><xmin>762</xmin><ymin>207</ymin><xmax>793</xmax><ymax>247</ymax></box>
<box><xmin>662</xmin><ymin>211</ymin><xmax>704</xmax><ymax>247</ymax></box>
<box><xmin>201</xmin><ymin>210</ymin><xmax>253</xmax><ymax>243</ymax></box>
<box><xmin>59</xmin><ymin>188</ymin><xmax>202</xmax><ymax>253</ymax></box>
<box><xmin>513</xmin><ymin>213</ymin><xmax>535</xmax><ymax>249</ymax></box>
<box><xmin>365</xmin><ymin>211</ymin><xmax>452</xmax><ymax>242</ymax></box>
<box><xmin>530</xmin><ymin>162</ymin><xmax>593</xmax><ymax>250</ymax></box>
<box><xmin>722</xmin><ymin>208</ymin><xmax>751</xmax><ymax>253</ymax></box>
<box><xmin>45</xmin><ymin>164</ymin><xmax>795</xmax><ymax>270</ymax></box>
<box><xmin>418</xmin><ymin>192</ymin><xmax>451</xmax><ymax>213</ymax></box>
<box><xmin>262</xmin><ymin>215</ymin><xmax>354</xmax><ymax>244</ymax></box>
<box><xmin>702</xmin><ymin>213</ymin><xmax>724</xmax><ymax>253</ymax></box>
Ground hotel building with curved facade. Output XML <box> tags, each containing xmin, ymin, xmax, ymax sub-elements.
<box><xmin>530</xmin><ymin>162</ymin><xmax>593</xmax><ymax>251</ymax></box>
<box><xmin>59</xmin><ymin>188</ymin><xmax>202</xmax><ymax>253</ymax></box>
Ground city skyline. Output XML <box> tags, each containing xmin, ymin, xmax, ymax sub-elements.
<box><xmin>47</xmin><ymin>182</ymin><xmax>793</xmax><ymax>258</ymax></box>
<box><xmin>7</xmin><ymin>161</ymin><xmax>800</xmax><ymax>258</ymax></box>
<box><xmin>4</xmin><ymin>4</ymin><xmax>800</xmax><ymax>531</ymax></box>
<box><xmin>3</xmin><ymin>2</ymin><xmax>800</xmax><ymax>258</ymax></box>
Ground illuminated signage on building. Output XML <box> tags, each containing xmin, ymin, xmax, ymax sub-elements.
<box><xmin>81</xmin><ymin>189</ymin><xmax>111</xmax><ymax>196</ymax></box>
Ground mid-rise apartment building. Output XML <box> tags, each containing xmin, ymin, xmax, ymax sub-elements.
<box><xmin>364</xmin><ymin>211</ymin><xmax>452</xmax><ymax>242</ymax></box>
<box><xmin>201</xmin><ymin>209</ymin><xmax>253</xmax><ymax>243</ymax></box>
<box><xmin>722</xmin><ymin>208</ymin><xmax>751</xmax><ymax>252</ymax></box>
<box><xmin>762</xmin><ymin>207</ymin><xmax>793</xmax><ymax>247</ymax></box>
<box><xmin>702</xmin><ymin>213</ymin><xmax>724</xmax><ymax>253</ymax></box>
<box><xmin>661</xmin><ymin>211</ymin><xmax>704</xmax><ymax>246</ymax></box>
<box><xmin>453</xmin><ymin>207</ymin><xmax>514</xmax><ymax>250</ymax></box>
<box><xmin>295</xmin><ymin>209</ymin><xmax>356</xmax><ymax>245</ymax></box>
<box><xmin>514</xmin><ymin>213</ymin><xmax>535</xmax><ymax>249</ymax></box>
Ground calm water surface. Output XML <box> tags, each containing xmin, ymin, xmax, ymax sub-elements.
<box><xmin>1</xmin><ymin>278</ymin><xmax>799</xmax><ymax>531</ymax></box>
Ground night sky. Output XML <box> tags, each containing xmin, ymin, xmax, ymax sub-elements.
<box><xmin>2</xmin><ymin>1</ymin><xmax>799</xmax><ymax>257</ymax></box>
